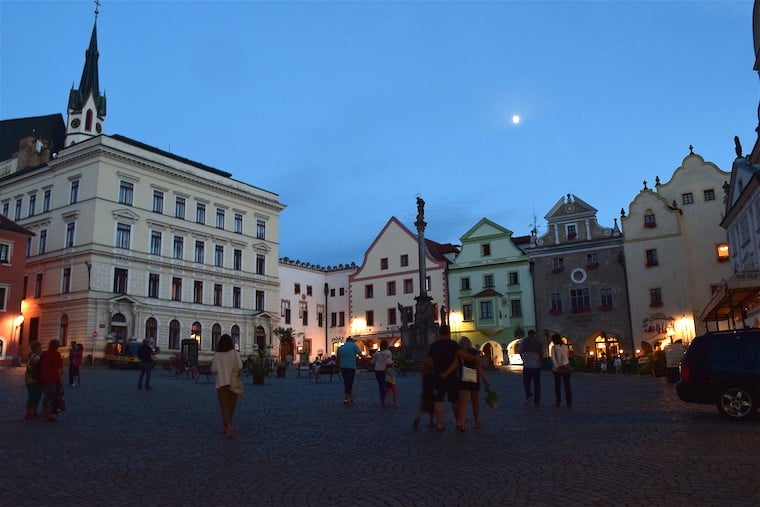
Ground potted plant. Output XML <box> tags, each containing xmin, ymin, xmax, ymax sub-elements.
<box><xmin>243</xmin><ymin>354</ymin><xmax>272</xmax><ymax>384</ymax></box>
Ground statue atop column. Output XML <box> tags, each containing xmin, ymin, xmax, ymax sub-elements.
<box><xmin>416</xmin><ymin>196</ymin><xmax>425</xmax><ymax>223</ymax></box>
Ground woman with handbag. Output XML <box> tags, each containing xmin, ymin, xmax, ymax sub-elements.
<box><xmin>211</xmin><ymin>334</ymin><xmax>243</xmax><ymax>438</ymax></box>
<box><xmin>457</xmin><ymin>336</ymin><xmax>490</xmax><ymax>431</ymax></box>
<box><xmin>550</xmin><ymin>333</ymin><xmax>572</xmax><ymax>408</ymax></box>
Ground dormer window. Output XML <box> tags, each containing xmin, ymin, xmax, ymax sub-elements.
<box><xmin>644</xmin><ymin>210</ymin><xmax>656</xmax><ymax>228</ymax></box>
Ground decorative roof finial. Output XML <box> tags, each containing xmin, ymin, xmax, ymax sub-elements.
<box><xmin>689</xmin><ymin>144</ymin><xmax>694</xmax><ymax>155</ymax></box>
<box><xmin>94</xmin><ymin>0</ymin><xmax>101</xmax><ymax>20</ymax></box>
<box><xmin>655</xmin><ymin>176</ymin><xmax>661</xmax><ymax>186</ymax></box>
<box><xmin>734</xmin><ymin>135</ymin><xmax>743</xmax><ymax>158</ymax></box>
<box><xmin>643</xmin><ymin>180</ymin><xmax>648</xmax><ymax>190</ymax></box>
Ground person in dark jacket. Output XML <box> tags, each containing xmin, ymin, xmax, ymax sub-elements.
<box><xmin>137</xmin><ymin>339</ymin><xmax>155</xmax><ymax>390</ymax></box>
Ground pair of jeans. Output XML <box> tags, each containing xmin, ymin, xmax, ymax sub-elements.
<box><xmin>553</xmin><ymin>371</ymin><xmax>572</xmax><ymax>406</ymax></box>
<box><xmin>522</xmin><ymin>368</ymin><xmax>541</xmax><ymax>404</ymax></box>
<box><xmin>374</xmin><ymin>370</ymin><xmax>387</xmax><ymax>402</ymax></box>
<box><xmin>341</xmin><ymin>368</ymin><xmax>357</xmax><ymax>398</ymax></box>
<box><xmin>138</xmin><ymin>363</ymin><xmax>152</xmax><ymax>388</ymax></box>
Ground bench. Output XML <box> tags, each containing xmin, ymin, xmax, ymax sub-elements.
<box><xmin>194</xmin><ymin>363</ymin><xmax>214</xmax><ymax>383</ymax></box>
<box><xmin>310</xmin><ymin>364</ymin><xmax>340</xmax><ymax>382</ymax></box>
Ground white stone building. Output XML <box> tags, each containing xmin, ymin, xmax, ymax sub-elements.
<box><xmin>0</xmin><ymin>19</ymin><xmax>285</xmax><ymax>362</ymax></box>
<box><xmin>622</xmin><ymin>151</ymin><xmax>731</xmax><ymax>351</ymax></box>
<box><xmin>447</xmin><ymin>218</ymin><xmax>535</xmax><ymax>366</ymax></box>
<box><xmin>348</xmin><ymin>217</ymin><xmax>457</xmax><ymax>354</ymax></box>
<box><xmin>278</xmin><ymin>259</ymin><xmax>357</xmax><ymax>361</ymax></box>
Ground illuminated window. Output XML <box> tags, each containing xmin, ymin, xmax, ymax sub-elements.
<box><xmin>717</xmin><ymin>243</ymin><xmax>729</xmax><ymax>262</ymax></box>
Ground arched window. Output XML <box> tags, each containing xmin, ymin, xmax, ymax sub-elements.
<box><xmin>191</xmin><ymin>321</ymin><xmax>202</xmax><ymax>350</ymax></box>
<box><xmin>212</xmin><ymin>323</ymin><xmax>222</xmax><ymax>351</ymax></box>
<box><xmin>110</xmin><ymin>312</ymin><xmax>127</xmax><ymax>342</ymax></box>
<box><xmin>85</xmin><ymin>109</ymin><xmax>93</xmax><ymax>131</ymax></box>
<box><xmin>145</xmin><ymin>317</ymin><xmax>158</xmax><ymax>345</ymax></box>
<box><xmin>169</xmin><ymin>319</ymin><xmax>181</xmax><ymax>349</ymax></box>
<box><xmin>255</xmin><ymin>325</ymin><xmax>266</xmax><ymax>354</ymax></box>
<box><xmin>59</xmin><ymin>314</ymin><xmax>69</xmax><ymax>347</ymax></box>
<box><xmin>231</xmin><ymin>325</ymin><xmax>241</xmax><ymax>351</ymax></box>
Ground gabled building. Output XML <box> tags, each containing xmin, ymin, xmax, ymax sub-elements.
<box><xmin>278</xmin><ymin>258</ymin><xmax>357</xmax><ymax>362</ymax></box>
<box><xmin>623</xmin><ymin>151</ymin><xmax>731</xmax><ymax>351</ymax></box>
<box><xmin>447</xmin><ymin>218</ymin><xmax>534</xmax><ymax>366</ymax></box>
<box><xmin>526</xmin><ymin>194</ymin><xmax>632</xmax><ymax>361</ymax></box>
<box><xmin>0</xmin><ymin>13</ymin><xmax>285</xmax><ymax>361</ymax></box>
<box><xmin>348</xmin><ymin>217</ymin><xmax>457</xmax><ymax>354</ymax></box>
<box><xmin>0</xmin><ymin>215</ymin><xmax>34</xmax><ymax>366</ymax></box>
<box><xmin>700</xmin><ymin>141</ymin><xmax>760</xmax><ymax>329</ymax></box>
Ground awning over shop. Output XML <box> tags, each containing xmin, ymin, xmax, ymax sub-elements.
<box><xmin>698</xmin><ymin>270</ymin><xmax>760</xmax><ymax>325</ymax></box>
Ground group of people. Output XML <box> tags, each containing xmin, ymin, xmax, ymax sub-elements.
<box><xmin>22</xmin><ymin>329</ymin><xmax>574</xmax><ymax>436</ymax></box>
<box><xmin>417</xmin><ymin>333</ymin><xmax>492</xmax><ymax>432</ymax></box>
<box><xmin>518</xmin><ymin>330</ymin><xmax>572</xmax><ymax>408</ymax></box>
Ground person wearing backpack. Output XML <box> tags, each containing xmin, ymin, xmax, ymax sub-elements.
<box><xmin>25</xmin><ymin>340</ymin><xmax>43</xmax><ymax>419</ymax></box>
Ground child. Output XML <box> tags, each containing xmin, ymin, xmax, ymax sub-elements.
<box><xmin>383</xmin><ymin>361</ymin><xmax>398</xmax><ymax>408</ymax></box>
<box><xmin>412</xmin><ymin>358</ymin><xmax>435</xmax><ymax>430</ymax></box>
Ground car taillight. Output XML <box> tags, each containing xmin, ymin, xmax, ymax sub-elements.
<box><xmin>679</xmin><ymin>363</ymin><xmax>691</xmax><ymax>382</ymax></box>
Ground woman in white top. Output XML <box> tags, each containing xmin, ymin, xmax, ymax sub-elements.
<box><xmin>371</xmin><ymin>340</ymin><xmax>393</xmax><ymax>407</ymax></box>
<box><xmin>211</xmin><ymin>334</ymin><xmax>243</xmax><ymax>438</ymax></box>
<box><xmin>550</xmin><ymin>333</ymin><xmax>572</xmax><ymax>408</ymax></box>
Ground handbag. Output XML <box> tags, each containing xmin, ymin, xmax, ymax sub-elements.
<box><xmin>461</xmin><ymin>365</ymin><xmax>477</xmax><ymax>383</ymax></box>
<box><xmin>558</xmin><ymin>364</ymin><xmax>572</xmax><ymax>374</ymax></box>
<box><xmin>230</xmin><ymin>365</ymin><xmax>244</xmax><ymax>395</ymax></box>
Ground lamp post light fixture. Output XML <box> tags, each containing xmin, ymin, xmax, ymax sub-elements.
<box><xmin>11</xmin><ymin>315</ymin><xmax>25</xmax><ymax>366</ymax></box>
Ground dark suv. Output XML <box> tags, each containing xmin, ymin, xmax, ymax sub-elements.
<box><xmin>676</xmin><ymin>329</ymin><xmax>760</xmax><ymax>420</ymax></box>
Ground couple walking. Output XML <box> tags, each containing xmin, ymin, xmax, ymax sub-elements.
<box><xmin>426</xmin><ymin>333</ymin><xmax>490</xmax><ymax>432</ymax></box>
<box><xmin>519</xmin><ymin>331</ymin><xmax>572</xmax><ymax>408</ymax></box>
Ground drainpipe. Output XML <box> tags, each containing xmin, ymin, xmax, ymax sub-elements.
<box><xmin>324</xmin><ymin>283</ymin><xmax>329</xmax><ymax>357</ymax></box>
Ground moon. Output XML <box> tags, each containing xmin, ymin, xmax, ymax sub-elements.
<box><xmin>512</xmin><ymin>115</ymin><xmax>521</xmax><ymax>125</ymax></box>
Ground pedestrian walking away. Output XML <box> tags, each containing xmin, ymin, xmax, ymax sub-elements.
<box><xmin>457</xmin><ymin>336</ymin><xmax>490</xmax><ymax>431</ymax></box>
<box><xmin>137</xmin><ymin>339</ymin><xmax>156</xmax><ymax>390</ymax></box>
<box><xmin>40</xmin><ymin>339</ymin><xmax>63</xmax><ymax>423</ymax></box>
<box><xmin>211</xmin><ymin>334</ymin><xmax>244</xmax><ymax>438</ymax></box>
<box><xmin>337</xmin><ymin>336</ymin><xmax>361</xmax><ymax>405</ymax></box>
<box><xmin>413</xmin><ymin>357</ymin><xmax>435</xmax><ymax>430</ymax></box>
<box><xmin>68</xmin><ymin>341</ymin><xmax>78</xmax><ymax>387</ymax></box>
<box><xmin>550</xmin><ymin>333</ymin><xmax>573</xmax><ymax>408</ymax></box>
<box><xmin>518</xmin><ymin>330</ymin><xmax>544</xmax><ymax>407</ymax></box>
<box><xmin>25</xmin><ymin>340</ymin><xmax>43</xmax><ymax>419</ymax></box>
<box><xmin>384</xmin><ymin>361</ymin><xmax>398</xmax><ymax>408</ymax></box>
<box><xmin>70</xmin><ymin>343</ymin><xmax>83</xmax><ymax>387</ymax></box>
<box><xmin>371</xmin><ymin>340</ymin><xmax>393</xmax><ymax>407</ymax></box>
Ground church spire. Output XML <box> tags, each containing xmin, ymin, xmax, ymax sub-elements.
<box><xmin>65</xmin><ymin>2</ymin><xmax>107</xmax><ymax>147</ymax></box>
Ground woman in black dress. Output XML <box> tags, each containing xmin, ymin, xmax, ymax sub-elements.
<box><xmin>457</xmin><ymin>336</ymin><xmax>490</xmax><ymax>431</ymax></box>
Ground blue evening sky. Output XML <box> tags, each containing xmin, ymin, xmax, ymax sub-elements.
<box><xmin>1</xmin><ymin>1</ymin><xmax>757</xmax><ymax>266</ymax></box>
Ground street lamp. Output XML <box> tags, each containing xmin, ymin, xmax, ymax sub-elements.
<box><xmin>11</xmin><ymin>315</ymin><xmax>24</xmax><ymax>366</ymax></box>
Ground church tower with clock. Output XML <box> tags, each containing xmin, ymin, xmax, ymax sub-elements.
<box><xmin>65</xmin><ymin>11</ymin><xmax>106</xmax><ymax>147</ymax></box>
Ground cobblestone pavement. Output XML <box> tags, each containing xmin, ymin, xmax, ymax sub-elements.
<box><xmin>1</xmin><ymin>364</ymin><xmax>759</xmax><ymax>506</ymax></box>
